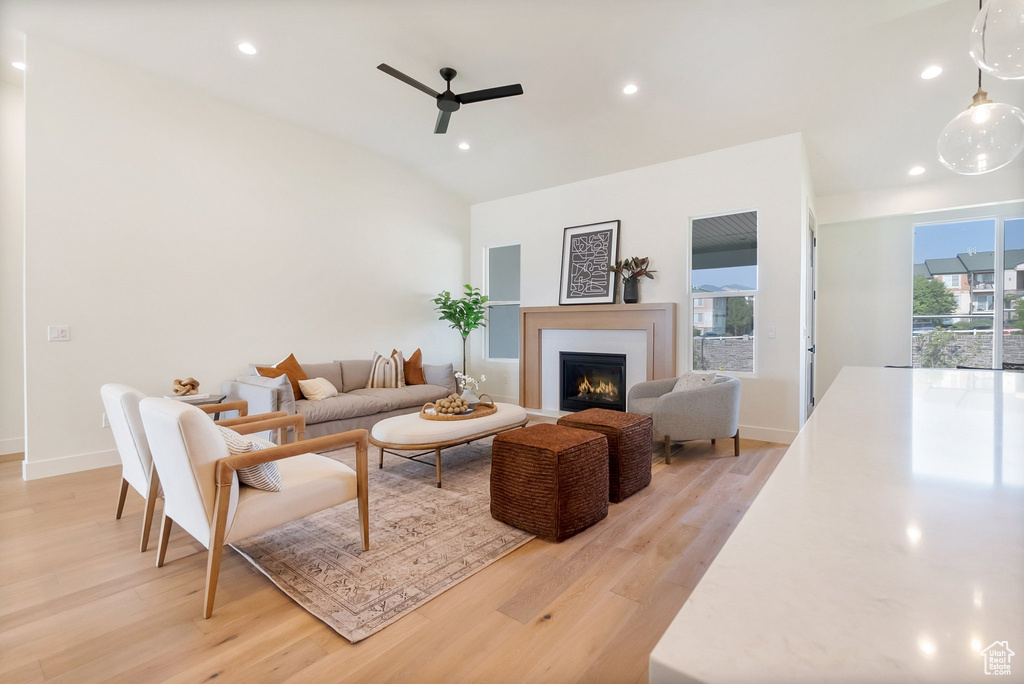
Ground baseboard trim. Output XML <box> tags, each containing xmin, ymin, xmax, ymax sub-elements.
<box><xmin>739</xmin><ymin>424</ymin><xmax>797</xmax><ymax>445</ymax></box>
<box><xmin>0</xmin><ymin>436</ymin><xmax>24</xmax><ymax>456</ymax></box>
<box><xmin>22</xmin><ymin>448</ymin><xmax>120</xmax><ymax>481</ymax></box>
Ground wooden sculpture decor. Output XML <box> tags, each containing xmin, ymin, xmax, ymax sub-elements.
<box><xmin>173</xmin><ymin>377</ymin><xmax>200</xmax><ymax>396</ymax></box>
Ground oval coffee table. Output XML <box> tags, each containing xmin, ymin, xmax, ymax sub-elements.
<box><xmin>370</xmin><ymin>403</ymin><xmax>528</xmax><ymax>488</ymax></box>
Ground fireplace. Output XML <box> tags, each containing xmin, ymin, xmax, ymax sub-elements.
<box><xmin>560</xmin><ymin>351</ymin><xmax>627</xmax><ymax>413</ymax></box>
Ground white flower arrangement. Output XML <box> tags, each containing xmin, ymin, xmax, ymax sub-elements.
<box><xmin>454</xmin><ymin>371</ymin><xmax>485</xmax><ymax>393</ymax></box>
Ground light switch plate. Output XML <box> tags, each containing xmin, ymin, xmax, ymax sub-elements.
<box><xmin>47</xmin><ymin>325</ymin><xmax>70</xmax><ymax>341</ymax></box>
<box><xmin>767</xmin><ymin>326</ymin><xmax>776</xmax><ymax>339</ymax></box>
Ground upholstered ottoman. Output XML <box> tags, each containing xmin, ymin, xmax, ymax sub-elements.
<box><xmin>490</xmin><ymin>423</ymin><xmax>609</xmax><ymax>542</ymax></box>
<box><xmin>557</xmin><ymin>408</ymin><xmax>653</xmax><ymax>503</ymax></box>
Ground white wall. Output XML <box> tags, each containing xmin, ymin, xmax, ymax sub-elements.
<box><xmin>22</xmin><ymin>38</ymin><xmax>469</xmax><ymax>479</ymax></box>
<box><xmin>817</xmin><ymin>201</ymin><xmax>1024</xmax><ymax>398</ymax></box>
<box><xmin>0</xmin><ymin>79</ymin><xmax>25</xmax><ymax>456</ymax></box>
<box><xmin>469</xmin><ymin>134</ymin><xmax>809</xmax><ymax>443</ymax></box>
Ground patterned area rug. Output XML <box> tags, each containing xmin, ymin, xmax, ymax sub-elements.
<box><xmin>230</xmin><ymin>439</ymin><xmax>534</xmax><ymax>643</ymax></box>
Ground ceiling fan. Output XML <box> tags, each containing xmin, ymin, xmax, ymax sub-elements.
<box><xmin>377</xmin><ymin>63</ymin><xmax>524</xmax><ymax>134</ymax></box>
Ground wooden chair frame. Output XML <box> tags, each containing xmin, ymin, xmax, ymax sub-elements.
<box><xmin>154</xmin><ymin>415</ymin><xmax>369</xmax><ymax>619</ymax></box>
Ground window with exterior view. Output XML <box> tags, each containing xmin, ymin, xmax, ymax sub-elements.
<box><xmin>486</xmin><ymin>244</ymin><xmax>520</xmax><ymax>360</ymax></box>
<box><xmin>691</xmin><ymin>211</ymin><xmax>756</xmax><ymax>373</ymax></box>
<box><xmin>912</xmin><ymin>216</ymin><xmax>1024</xmax><ymax>368</ymax></box>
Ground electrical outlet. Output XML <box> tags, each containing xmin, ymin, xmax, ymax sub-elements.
<box><xmin>47</xmin><ymin>325</ymin><xmax>70</xmax><ymax>342</ymax></box>
<box><xmin>101</xmin><ymin>412</ymin><xmax>110</xmax><ymax>428</ymax></box>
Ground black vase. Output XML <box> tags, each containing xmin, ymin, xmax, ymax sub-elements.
<box><xmin>622</xmin><ymin>278</ymin><xmax>639</xmax><ymax>304</ymax></box>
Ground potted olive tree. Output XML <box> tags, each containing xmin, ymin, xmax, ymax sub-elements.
<box><xmin>431</xmin><ymin>284</ymin><xmax>488</xmax><ymax>374</ymax></box>
<box><xmin>609</xmin><ymin>257</ymin><xmax>657</xmax><ymax>303</ymax></box>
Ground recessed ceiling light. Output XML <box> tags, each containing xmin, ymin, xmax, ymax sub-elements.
<box><xmin>909</xmin><ymin>166</ymin><xmax>925</xmax><ymax>176</ymax></box>
<box><xmin>920</xmin><ymin>65</ymin><xmax>943</xmax><ymax>80</ymax></box>
<box><xmin>11</xmin><ymin>61</ymin><xmax>26</xmax><ymax>71</ymax></box>
<box><xmin>622</xmin><ymin>83</ymin><xmax>638</xmax><ymax>95</ymax></box>
<box><xmin>237</xmin><ymin>42</ymin><xmax>258</xmax><ymax>56</ymax></box>
<box><xmin>458</xmin><ymin>142</ymin><xmax>470</xmax><ymax>151</ymax></box>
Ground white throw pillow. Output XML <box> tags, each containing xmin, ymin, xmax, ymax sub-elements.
<box><xmin>217</xmin><ymin>426</ymin><xmax>282</xmax><ymax>492</ymax></box>
<box><xmin>672</xmin><ymin>372</ymin><xmax>717</xmax><ymax>393</ymax></box>
<box><xmin>298</xmin><ymin>377</ymin><xmax>338</xmax><ymax>401</ymax></box>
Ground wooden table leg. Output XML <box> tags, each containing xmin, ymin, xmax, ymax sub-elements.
<box><xmin>435</xmin><ymin>448</ymin><xmax>442</xmax><ymax>488</ymax></box>
<box><xmin>379</xmin><ymin>446</ymin><xmax>384</xmax><ymax>469</ymax></box>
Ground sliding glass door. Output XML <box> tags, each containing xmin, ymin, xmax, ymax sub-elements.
<box><xmin>912</xmin><ymin>216</ymin><xmax>1024</xmax><ymax>369</ymax></box>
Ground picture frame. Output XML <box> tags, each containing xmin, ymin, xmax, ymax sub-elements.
<box><xmin>558</xmin><ymin>220</ymin><xmax>620</xmax><ymax>305</ymax></box>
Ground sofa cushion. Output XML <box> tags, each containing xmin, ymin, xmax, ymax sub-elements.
<box><xmin>422</xmin><ymin>363</ymin><xmax>457</xmax><ymax>395</ymax></box>
<box><xmin>339</xmin><ymin>359</ymin><xmax>373</xmax><ymax>393</ymax></box>
<box><xmin>299</xmin><ymin>362</ymin><xmax>343</xmax><ymax>392</ymax></box>
<box><xmin>295</xmin><ymin>393</ymin><xmax>391</xmax><ymax>425</ymax></box>
<box><xmin>393</xmin><ymin>348</ymin><xmax>426</xmax><ymax>385</ymax></box>
<box><xmin>347</xmin><ymin>384</ymin><xmax>450</xmax><ymax>412</ymax></box>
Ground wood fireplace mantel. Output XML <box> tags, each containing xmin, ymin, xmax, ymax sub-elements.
<box><xmin>518</xmin><ymin>302</ymin><xmax>677</xmax><ymax>409</ymax></box>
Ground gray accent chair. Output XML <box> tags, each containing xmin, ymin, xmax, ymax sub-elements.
<box><xmin>626</xmin><ymin>375</ymin><xmax>741</xmax><ymax>462</ymax></box>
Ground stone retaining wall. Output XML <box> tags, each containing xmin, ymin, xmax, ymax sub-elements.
<box><xmin>912</xmin><ymin>330</ymin><xmax>1024</xmax><ymax>367</ymax></box>
<box><xmin>693</xmin><ymin>336</ymin><xmax>754</xmax><ymax>373</ymax></box>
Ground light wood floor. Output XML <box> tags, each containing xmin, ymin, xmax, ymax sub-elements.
<box><xmin>0</xmin><ymin>438</ymin><xmax>785</xmax><ymax>683</ymax></box>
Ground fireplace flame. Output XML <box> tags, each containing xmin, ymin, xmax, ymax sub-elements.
<box><xmin>578</xmin><ymin>375</ymin><xmax>619</xmax><ymax>398</ymax></box>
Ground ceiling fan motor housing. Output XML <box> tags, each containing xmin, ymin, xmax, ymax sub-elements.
<box><xmin>437</xmin><ymin>68</ymin><xmax>460</xmax><ymax>112</ymax></box>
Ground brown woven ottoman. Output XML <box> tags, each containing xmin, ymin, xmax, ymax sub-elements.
<box><xmin>557</xmin><ymin>408</ymin><xmax>653</xmax><ymax>503</ymax></box>
<box><xmin>490</xmin><ymin>423</ymin><xmax>609</xmax><ymax>542</ymax></box>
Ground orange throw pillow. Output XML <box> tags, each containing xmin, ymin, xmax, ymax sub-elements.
<box><xmin>255</xmin><ymin>353</ymin><xmax>308</xmax><ymax>400</ymax></box>
<box><xmin>392</xmin><ymin>348</ymin><xmax>426</xmax><ymax>385</ymax></box>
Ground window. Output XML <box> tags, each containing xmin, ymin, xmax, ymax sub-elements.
<box><xmin>486</xmin><ymin>244</ymin><xmax>520</xmax><ymax>360</ymax></box>
<box><xmin>912</xmin><ymin>216</ymin><xmax>1024</xmax><ymax>368</ymax></box>
<box><xmin>691</xmin><ymin>211</ymin><xmax>756</xmax><ymax>373</ymax></box>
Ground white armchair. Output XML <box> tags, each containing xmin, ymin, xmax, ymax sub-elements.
<box><xmin>100</xmin><ymin>384</ymin><xmax>300</xmax><ymax>551</ymax></box>
<box><xmin>139</xmin><ymin>398</ymin><xmax>369</xmax><ymax>618</ymax></box>
<box><xmin>627</xmin><ymin>375</ymin><xmax>741</xmax><ymax>463</ymax></box>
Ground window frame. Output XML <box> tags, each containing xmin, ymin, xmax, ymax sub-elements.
<box><xmin>484</xmin><ymin>242</ymin><xmax>522</xmax><ymax>362</ymax></box>
<box><xmin>688</xmin><ymin>209</ymin><xmax>759</xmax><ymax>376</ymax></box>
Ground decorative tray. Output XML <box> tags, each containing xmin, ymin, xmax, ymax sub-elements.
<box><xmin>419</xmin><ymin>394</ymin><xmax>497</xmax><ymax>421</ymax></box>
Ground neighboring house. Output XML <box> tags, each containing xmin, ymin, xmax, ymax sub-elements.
<box><xmin>692</xmin><ymin>283</ymin><xmax>752</xmax><ymax>335</ymax></box>
<box><xmin>914</xmin><ymin>248</ymin><xmax>1024</xmax><ymax>318</ymax></box>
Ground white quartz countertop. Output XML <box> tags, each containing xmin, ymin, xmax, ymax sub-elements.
<box><xmin>650</xmin><ymin>367</ymin><xmax>1024</xmax><ymax>683</ymax></box>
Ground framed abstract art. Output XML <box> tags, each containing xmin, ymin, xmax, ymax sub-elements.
<box><xmin>558</xmin><ymin>220</ymin><xmax>620</xmax><ymax>305</ymax></box>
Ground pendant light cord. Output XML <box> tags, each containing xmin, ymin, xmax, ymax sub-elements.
<box><xmin>977</xmin><ymin>0</ymin><xmax>984</xmax><ymax>91</ymax></box>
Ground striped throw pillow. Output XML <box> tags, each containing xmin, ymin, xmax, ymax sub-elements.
<box><xmin>366</xmin><ymin>351</ymin><xmax>405</xmax><ymax>389</ymax></box>
<box><xmin>217</xmin><ymin>426</ymin><xmax>282</xmax><ymax>492</ymax></box>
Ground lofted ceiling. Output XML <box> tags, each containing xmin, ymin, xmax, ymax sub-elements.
<box><xmin>1</xmin><ymin>0</ymin><xmax>1022</xmax><ymax>204</ymax></box>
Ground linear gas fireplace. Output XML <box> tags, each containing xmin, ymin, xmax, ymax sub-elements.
<box><xmin>560</xmin><ymin>351</ymin><xmax>627</xmax><ymax>413</ymax></box>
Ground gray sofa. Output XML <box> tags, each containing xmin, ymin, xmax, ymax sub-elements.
<box><xmin>222</xmin><ymin>359</ymin><xmax>457</xmax><ymax>439</ymax></box>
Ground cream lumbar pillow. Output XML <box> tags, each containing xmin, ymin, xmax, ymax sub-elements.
<box><xmin>217</xmin><ymin>426</ymin><xmax>282</xmax><ymax>492</ymax></box>
<box><xmin>298</xmin><ymin>377</ymin><xmax>338</xmax><ymax>401</ymax></box>
<box><xmin>673</xmin><ymin>372</ymin><xmax>717</xmax><ymax>393</ymax></box>
<box><xmin>366</xmin><ymin>351</ymin><xmax>405</xmax><ymax>389</ymax></box>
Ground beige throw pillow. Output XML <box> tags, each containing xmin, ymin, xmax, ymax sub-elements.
<box><xmin>217</xmin><ymin>426</ymin><xmax>282</xmax><ymax>492</ymax></box>
<box><xmin>366</xmin><ymin>351</ymin><xmax>405</xmax><ymax>388</ymax></box>
<box><xmin>298</xmin><ymin>377</ymin><xmax>338</xmax><ymax>401</ymax></box>
<box><xmin>672</xmin><ymin>372</ymin><xmax>717</xmax><ymax>393</ymax></box>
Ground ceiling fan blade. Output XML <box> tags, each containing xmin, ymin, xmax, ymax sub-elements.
<box><xmin>457</xmin><ymin>84</ymin><xmax>524</xmax><ymax>104</ymax></box>
<box><xmin>434</xmin><ymin>110</ymin><xmax>451</xmax><ymax>134</ymax></box>
<box><xmin>377</xmin><ymin>63</ymin><xmax>440</xmax><ymax>98</ymax></box>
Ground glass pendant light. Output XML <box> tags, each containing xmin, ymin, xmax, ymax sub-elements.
<box><xmin>969</xmin><ymin>0</ymin><xmax>1024</xmax><ymax>79</ymax></box>
<box><xmin>937</xmin><ymin>71</ymin><xmax>1024</xmax><ymax>174</ymax></box>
